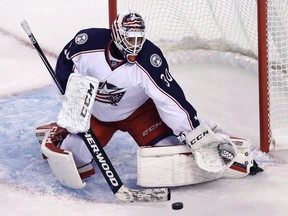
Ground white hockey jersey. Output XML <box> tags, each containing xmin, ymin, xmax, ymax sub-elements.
<box><xmin>55</xmin><ymin>28</ymin><xmax>199</xmax><ymax>135</ymax></box>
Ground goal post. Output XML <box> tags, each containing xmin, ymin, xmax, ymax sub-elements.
<box><xmin>108</xmin><ymin>0</ymin><xmax>117</xmax><ymax>28</ymax></box>
<box><xmin>108</xmin><ymin>0</ymin><xmax>288</xmax><ymax>153</ymax></box>
<box><xmin>257</xmin><ymin>0</ymin><xmax>270</xmax><ymax>153</ymax></box>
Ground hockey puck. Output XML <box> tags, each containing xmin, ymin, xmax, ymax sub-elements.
<box><xmin>172</xmin><ymin>202</ymin><xmax>183</xmax><ymax>210</ymax></box>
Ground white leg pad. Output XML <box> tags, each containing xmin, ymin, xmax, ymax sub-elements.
<box><xmin>41</xmin><ymin>132</ymin><xmax>86</xmax><ymax>189</ymax></box>
<box><xmin>137</xmin><ymin>145</ymin><xmax>222</xmax><ymax>187</ymax></box>
<box><xmin>137</xmin><ymin>139</ymin><xmax>252</xmax><ymax>187</ymax></box>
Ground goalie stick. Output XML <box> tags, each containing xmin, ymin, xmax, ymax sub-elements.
<box><xmin>20</xmin><ymin>20</ymin><xmax>170</xmax><ymax>202</ymax></box>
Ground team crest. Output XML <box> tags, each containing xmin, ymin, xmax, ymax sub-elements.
<box><xmin>150</xmin><ymin>54</ymin><xmax>162</xmax><ymax>67</ymax></box>
<box><xmin>75</xmin><ymin>33</ymin><xmax>88</xmax><ymax>45</ymax></box>
<box><xmin>96</xmin><ymin>81</ymin><xmax>126</xmax><ymax>106</ymax></box>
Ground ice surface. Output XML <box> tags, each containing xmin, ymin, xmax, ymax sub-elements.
<box><xmin>1</xmin><ymin>1</ymin><xmax>288</xmax><ymax>215</ymax></box>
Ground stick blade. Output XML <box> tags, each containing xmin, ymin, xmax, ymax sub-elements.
<box><xmin>115</xmin><ymin>185</ymin><xmax>171</xmax><ymax>202</ymax></box>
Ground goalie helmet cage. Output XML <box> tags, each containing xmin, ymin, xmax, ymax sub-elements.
<box><xmin>108</xmin><ymin>0</ymin><xmax>288</xmax><ymax>153</ymax></box>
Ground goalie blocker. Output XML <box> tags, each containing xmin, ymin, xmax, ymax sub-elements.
<box><xmin>57</xmin><ymin>73</ymin><xmax>99</xmax><ymax>134</ymax></box>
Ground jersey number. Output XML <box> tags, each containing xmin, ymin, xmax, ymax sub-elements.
<box><xmin>160</xmin><ymin>69</ymin><xmax>173</xmax><ymax>87</ymax></box>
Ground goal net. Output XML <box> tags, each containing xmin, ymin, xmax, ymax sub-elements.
<box><xmin>109</xmin><ymin>0</ymin><xmax>288</xmax><ymax>152</ymax></box>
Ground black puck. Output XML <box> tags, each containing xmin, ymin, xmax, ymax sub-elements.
<box><xmin>172</xmin><ymin>202</ymin><xmax>183</xmax><ymax>210</ymax></box>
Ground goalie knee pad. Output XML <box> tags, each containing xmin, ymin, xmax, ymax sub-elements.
<box><xmin>35</xmin><ymin>123</ymin><xmax>69</xmax><ymax>147</ymax></box>
<box><xmin>35</xmin><ymin>123</ymin><xmax>69</xmax><ymax>159</ymax></box>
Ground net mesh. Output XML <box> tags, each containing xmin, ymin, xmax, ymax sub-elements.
<box><xmin>267</xmin><ymin>0</ymin><xmax>288</xmax><ymax>131</ymax></box>
<box><xmin>116</xmin><ymin>0</ymin><xmax>288</xmax><ymax>148</ymax></box>
<box><xmin>117</xmin><ymin>0</ymin><xmax>257</xmax><ymax>57</ymax></box>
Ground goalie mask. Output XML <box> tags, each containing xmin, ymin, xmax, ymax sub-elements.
<box><xmin>111</xmin><ymin>11</ymin><xmax>146</xmax><ymax>63</ymax></box>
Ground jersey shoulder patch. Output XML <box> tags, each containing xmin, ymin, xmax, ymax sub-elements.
<box><xmin>137</xmin><ymin>40</ymin><xmax>167</xmax><ymax>73</ymax></box>
<box><xmin>74</xmin><ymin>32</ymin><xmax>89</xmax><ymax>45</ymax></box>
<box><xmin>150</xmin><ymin>53</ymin><xmax>163</xmax><ymax>68</ymax></box>
<box><xmin>67</xmin><ymin>28</ymin><xmax>111</xmax><ymax>57</ymax></box>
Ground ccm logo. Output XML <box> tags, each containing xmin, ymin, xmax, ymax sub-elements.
<box><xmin>142</xmin><ymin>121</ymin><xmax>162</xmax><ymax>136</ymax></box>
<box><xmin>190</xmin><ymin>130</ymin><xmax>209</xmax><ymax>145</ymax></box>
<box><xmin>80</xmin><ymin>83</ymin><xmax>95</xmax><ymax>118</ymax></box>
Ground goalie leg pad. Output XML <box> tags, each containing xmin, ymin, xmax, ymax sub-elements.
<box><xmin>39</xmin><ymin>124</ymin><xmax>93</xmax><ymax>189</ymax></box>
<box><xmin>137</xmin><ymin>143</ymin><xmax>252</xmax><ymax>187</ymax></box>
<box><xmin>41</xmin><ymin>131</ymin><xmax>86</xmax><ymax>189</ymax></box>
<box><xmin>137</xmin><ymin>145</ymin><xmax>223</xmax><ymax>187</ymax></box>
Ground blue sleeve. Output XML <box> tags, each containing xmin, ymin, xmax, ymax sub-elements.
<box><xmin>137</xmin><ymin>40</ymin><xmax>200</xmax><ymax>128</ymax></box>
<box><xmin>55</xmin><ymin>41</ymin><xmax>74</xmax><ymax>92</ymax></box>
<box><xmin>55</xmin><ymin>28</ymin><xmax>111</xmax><ymax>92</ymax></box>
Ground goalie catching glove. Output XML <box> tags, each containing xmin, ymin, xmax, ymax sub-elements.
<box><xmin>57</xmin><ymin>73</ymin><xmax>99</xmax><ymax>134</ymax></box>
<box><xmin>185</xmin><ymin>124</ymin><xmax>237</xmax><ymax>174</ymax></box>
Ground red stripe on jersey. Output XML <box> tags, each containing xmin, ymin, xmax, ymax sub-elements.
<box><xmin>136</xmin><ymin>62</ymin><xmax>195</xmax><ymax>131</ymax></box>
<box><xmin>69</xmin><ymin>49</ymin><xmax>105</xmax><ymax>60</ymax></box>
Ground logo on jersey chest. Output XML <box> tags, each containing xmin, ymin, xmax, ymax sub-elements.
<box><xmin>96</xmin><ymin>81</ymin><xmax>126</xmax><ymax>106</ymax></box>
